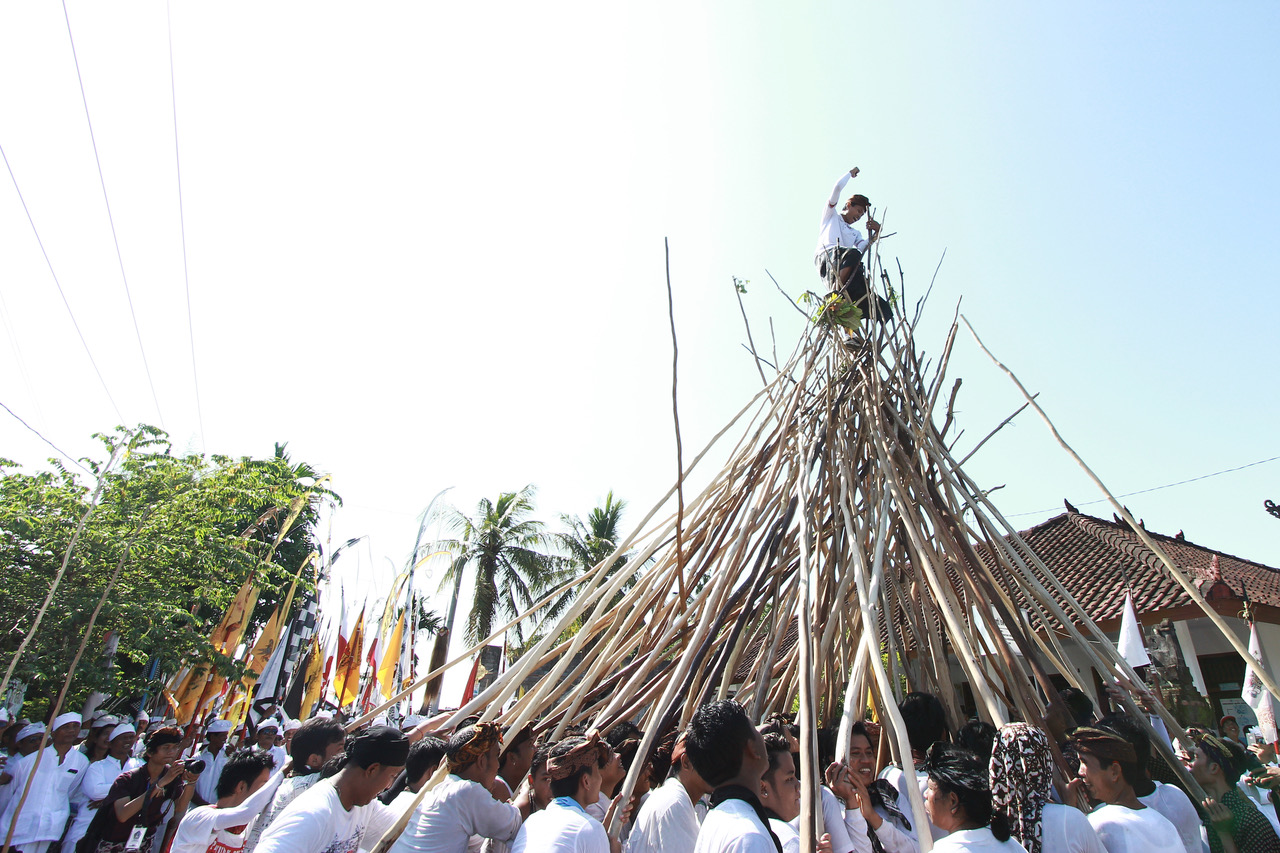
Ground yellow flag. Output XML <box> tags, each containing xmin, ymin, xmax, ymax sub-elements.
<box><xmin>378</xmin><ymin>611</ymin><xmax>406</xmax><ymax>700</ymax></box>
<box><xmin>299</xmin><ymin>636</ymin><xmax>326</xmax><ymax>719</ymax></box>
<box><xmin>168</xmin><ymin>573</ymin><xmax>260</xmax><ymax>725</ymax></box>
<box><xmin>335</xmin><ymin>610</ymin><xmax>365</xmax><ymax>708</ymax></box>
<box><xmin>239</xmin><ymin>562</ymin><xmax>305</xmax><ymax>695</ymax></box>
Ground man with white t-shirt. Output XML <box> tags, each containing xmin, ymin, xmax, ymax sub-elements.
<box><xmin>245</xmin><ymin>718</ymin><xmax>347</xmax><ymax>853</ymax></box>
<box><xmin>388</xmin><ymin>722</ymin><xmax>527</xmax><ymax>853</ymax></box>
<box><xmin>171</xmin><ymin>750</ymin><xmax>282</xmax><ymax>853</ymax></box>
<box><xmin>1096</xmin><ymin>715</ymin><xmax>1201</xmax><ymax>853</ymax></box>
<box><xmin>688</xmin><ymin>700</ymin><xmax>778</xmax><ymax>853</ymax></box>
<box><xmin>0</xmin><ymin>712</ymin><xmax>89</xmax><ymax>853</ymax></box>
<box><xmin>511</xmin><ymin>734</ymin><xmax>615</xmax><ymax>853</ymax></box>
<box><xmin>626</xmin><ymin>731</ymin><xmax>712</xmax><ymax>853</ymax></box>
<box><xmin>254</xmin><ymin>726</ymin><xmax>407</xmax><ymax>853</ymax></box>
<box><xmin>194</xmin><ymin>721</ymin><xmax>236</xmax><ymax>807</ymax></box>
<box><xmin>1067</xmin><ymin>727</ymin><xmax>1181</xmax><ymax>853</ymax></box>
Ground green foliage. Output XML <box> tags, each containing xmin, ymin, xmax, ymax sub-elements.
<box><xmin>799</xmin><ymin>291</ymin><xmax>863</xmax><ymax>331</ymax></box>
<box><xmin>733</xmin><ymin>276</ymin><xmax>750</xmax><ymax>294</ymax></box>
<box><xmin>0</xmin><ymin>426</ymin><xmax>336</xmax><ymax>718</ymax></box>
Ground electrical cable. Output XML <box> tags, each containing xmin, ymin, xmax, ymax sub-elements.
<box><xmin>61</xmin><ymin>0</ymin><xmax>165</xmax><ymax>429</ymax></box>
<box><xmin>1</xmin><ymin>142</ymin><xmax>125</xmax><ymax>424</ymax></box>
<box><xmin>0</xmin><ymin>400</ymin><xmax>93</xmax><ymax>475</ymax></box>
<box><xmin>167</xmin><ymin>0</ymin><xmax>205</xmax><ymax>451</ymax></box>
<box><xmin>1006</xmin><ymin>454</ymin><xmax>1280</xmax><ymax>518</ymax></box>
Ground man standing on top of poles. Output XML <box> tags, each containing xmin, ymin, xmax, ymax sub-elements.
<box><xmin>814</xmin><ymin>167</ymin><xmax>892</xmax><ymax>323</ymax></box>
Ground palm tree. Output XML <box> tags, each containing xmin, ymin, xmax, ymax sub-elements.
<box><xmin>547</xmin><ymin>491</ymin><xmax>641</xmax><ymax>623</ymax></box>
<box><xmin>437</xmin><ymin>486</ymin><xmax>561</xmax><ymax>648</ymax></box>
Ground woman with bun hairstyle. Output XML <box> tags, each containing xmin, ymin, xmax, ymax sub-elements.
<box><xmin>923</xmin><ymin>743</ymin><xmax>1025</xmax><ymax>853</ymax></box>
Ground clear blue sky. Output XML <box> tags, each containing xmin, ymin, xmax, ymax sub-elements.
<box><xmin>2</xmin><ymin>2</ymin><xmax>1277</xmax><ymax>700</ymax></box>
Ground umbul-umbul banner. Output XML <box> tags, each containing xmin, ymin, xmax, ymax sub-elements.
<box><xmin>1243</xmin><ymin>622</ymin><xmax>1277</xmax><ymax>743</ymax></box>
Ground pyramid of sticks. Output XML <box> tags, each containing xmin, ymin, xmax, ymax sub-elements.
<box><xmin>372</xmin><ymin>282</ymin><xmax>1277</xmax><ymax>853</ymax></box>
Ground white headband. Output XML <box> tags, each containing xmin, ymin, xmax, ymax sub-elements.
<box><xmin>109</xmin><ymin>723</ymin><xmax>136</xmax><ymax>741</ymax></box>
<box><xmin>15</xmin><ymin>723</ymin><xmax>45</xmax><ymax>742</ymax></box>
<box><xmin>52</xmin><ymin>713</ymin><xmax>83</xmax><ymax>732</ymax></box>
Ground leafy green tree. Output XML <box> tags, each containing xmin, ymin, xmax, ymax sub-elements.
<box><xmin>0</xmin><ymin>426</ymin><xmax>337</xmax><ymax>718</ymax></box>
<box><xmin>437</xmin><ymin>486</ymin><xmax>561</xmax><ymax>648</ymax></box>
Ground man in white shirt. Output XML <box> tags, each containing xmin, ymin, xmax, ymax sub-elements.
<box><xmin>1096</xmin><ymin>715</ymin><xmax>1201</xmax><ymax>853</ymax></box>
<box><xmin>133</xmin><ymin>712</ymin><xmax>152</xmax><ymax>759</ymax></box>
<box><xmin>626</xmin><ymin>730</ymin><xmax>711</xmax><ymax>853</ymax></box>
<box><xmin>171</xmin><ymin>750</ymin><xmax>282</xmax><ymax>853</ymax></box>
<box><xmin>0</xmin><ymin>712</ymin><xmax>90</xmax><ymax>853</ymax></box>
<box><xmin>758</xmin><ymin>733</ymin><xmax>834</xmax><ymax>853</ymax></box>
<box><xmin>512</xmin><ymin>734</ymin><xmax>615</xmax><ymax>853</ymax></box>
<box><xmin>254</xmin><ymin>722</ymin><xmax>289</xmax><ymax>773</ymax></box>
<box><xmin>383</xmin><ymin>739</ymin><xmax>447</xmax><ymax>819</ymax></box>
<box><xmin>688</xmin><ymin>700</ymin><xmax>778</xmax><ymax>853</ymax></box>
<box><xmin>388</xmin><ymin>722</ymin><xmax>527</xmax><ymax>853</ymax></box>
<box><xmin>254</xmin><ymin>725</ymin><xmax>408</xmax><ymax>853</ymax></box>
<box><xmin>244</xmin><ymin>718</ymin><xmax>348</xmax><ymax>853</ymax></box>
<box><xmin>879</xmin><ymin>693</ymin><xmax>948</xmax><ymax>844</ymax></box>
<box><xmin>813</xmin><ymin>167</ymin><xmax>889</xmax><ymax>323</ymax></box>
<box><xmin>1066</xmin><ymin>727</ymin><xmax>1181</xmax><ymax>853</ymax></box>
<box><xmin>64</xmin><ymin>723</ymin><xmax>142</xmax><ymax>850</ymax></box>
<box><xmin>195</xmin><ymin>721</ymin><xmax>236</xmax><ymax>806</ymax></box>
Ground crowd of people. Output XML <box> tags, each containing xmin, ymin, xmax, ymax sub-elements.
<box><xmin>0</xmin><ymin>688</ymin><xmax>1278</xmax><ymax>853</ymax></box>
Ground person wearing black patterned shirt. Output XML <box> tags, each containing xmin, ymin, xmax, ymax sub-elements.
<box><xmin>1181</xmin><ymin>728</ymin><xmax>1280</xmax><ymax>853</ymax></box>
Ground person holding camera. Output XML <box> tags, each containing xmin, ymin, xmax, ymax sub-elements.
<box><xmin>83</xmin><ymin>726</ymin><xmax>202</xmax><ymax>853</ymax></box>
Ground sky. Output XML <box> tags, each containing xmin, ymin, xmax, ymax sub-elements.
<box><xmin>2</xmin><ymin>2</ymin><xmax>1278</xmax><ymax>704</ymax></box>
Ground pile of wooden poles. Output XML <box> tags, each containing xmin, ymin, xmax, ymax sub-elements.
<box><xmin>368</xmin><ymin>281</ymin><xmax>1267</xmax><ymax>853</ymax></box>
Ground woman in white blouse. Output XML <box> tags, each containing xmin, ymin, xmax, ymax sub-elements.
<box><xmin>923</xmin><ymin>743</ymin><xmax>1026</xmax><ymax>853</ymax></box>
<box><xmin>989</xmin><ymin>724</ymin><xmax>1104</xmax><ymax>853</ymax></box>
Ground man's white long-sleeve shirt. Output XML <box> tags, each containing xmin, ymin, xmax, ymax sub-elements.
<box><xmin>815</xmin><ymin>172</ymin><xmax>869</xmax><ymax>259</ymax></box>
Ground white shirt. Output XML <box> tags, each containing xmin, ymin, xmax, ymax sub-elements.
<box><xmin>0</xmin><ymin>746</ymin><xmax>90</xmax><ymax>845</ymax></box>
<box><xmin>245</xmin><ymin>772</ymin><xmax>323</xmax><ymax>853</ymax></box>
<box><xmin>64</xmin><ymin>756</ymin><xmax>142</xmax><ymax>847</ymax></box>
<box><xmin>254</xmin><ymin>779</ymin><xmax>398</xmax><ymax>853</ymax></box>
<box><xmin>1039</xmin><ymin>803</ymin><xmax>1105</xmax><ymax>853</ymax></box>
<box><xmin>584</xmin><ymin>792</ymin><xmax>609</xmax><ymax>824</ymax></box>
<box><xmin>695</xmin><ymin>797</ymin><xmax>776</xmax><ymax>853</ymax></box>
<box><xmin>1136</xmin><ymin>783</ymin><xmax>1201</xmax><ymax>853</ymax></box>
<box><xmin>815</xmin><ymin>171</ymin><xmax>869</xmax><ymax>259</ymax></box>
<box><xmin>626</xmin><ymin>776</ymin><xmax>702</xmax><ymax>853</ymax></box>
<box><xmin>389</xmin><ymin>774</ymin><xmax>522</xmax><ymax>853</ymax></box>
<box><xmin>512</xmin><ymin>799</ymin><xmax>609</xmax><ymax>853</ymax></box>
<box><xmin>1085</xmin><ymin>803</ymin><xmax>1181</xmax><ymax>853</ymax></box>
<box><xmin>771</xmin><ymin>818</ymin><xmax>798</xmax><ymax>853</ymax></box>
<box><xmin>880</xmin><ymin>766</ymin><xmax>947</xmax><ymax>843</ymax></box>
<box><xmin>171</xmin><ymin>769</ymin><xmax>285</xmax><ymax>853</ymax></box>
<box><xmin>932</xmin><ymin>827</ymin><xmax>1027</xmax><ymax>853</ymax></box>
<box><xmin>196</xmin><ymin>747</ymin><xmax>232</xmax><ymax>804</ymax></box>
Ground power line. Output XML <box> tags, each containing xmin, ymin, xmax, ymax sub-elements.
<box><xmin>1006</xmin><ymin>454</ymin><xmax>1280</xmax><ymax>518</ymax></box>
<box><xmin>61</xmin><ymin>0</ymin><xmax>165</xmax><ymax>429</ymax></box>
<box><xmin>1</xmin><ymin>142</ymin><xmax>125</xmax><ymax>423</ymax></box>
<box><xmin>167</xmin><ymin>1</ymin><xmax>205</xmax><ymax>451</ymax></box>
<box><xmin>0</xmin><ymin>400</ymin><xmax>92</xmax><ymax>476</ymax></box>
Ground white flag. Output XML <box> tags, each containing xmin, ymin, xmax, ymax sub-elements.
<box><xmin>1117</xmin><ymin>593</ymin><xmax>1151</xmax><ymax>668</ymax></box>
<box><xmin>1243</xmin><ymin>622</ymin><xmax>1277</xmax><ymax>743</ymax></box>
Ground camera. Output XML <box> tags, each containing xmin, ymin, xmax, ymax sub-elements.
<box><xmin>183</xmin><ymin>758</ymin><xmax>206</xmax><ymax>774</ymax></box>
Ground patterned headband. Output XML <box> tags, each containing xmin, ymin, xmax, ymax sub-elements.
<box><xmin>546</xmin><ymin>732</ymin><xmax>611</xmax><ymax>781</ymax></box>
<box><xmin>448</xmin><ymin>722</ymin><xmax>502</xmax><ymax>771</ymax></box>
<box><xmin>1068</xmin><ymin>726</ymin><xmax>1137</xmax><ymax>764</ymax></box>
